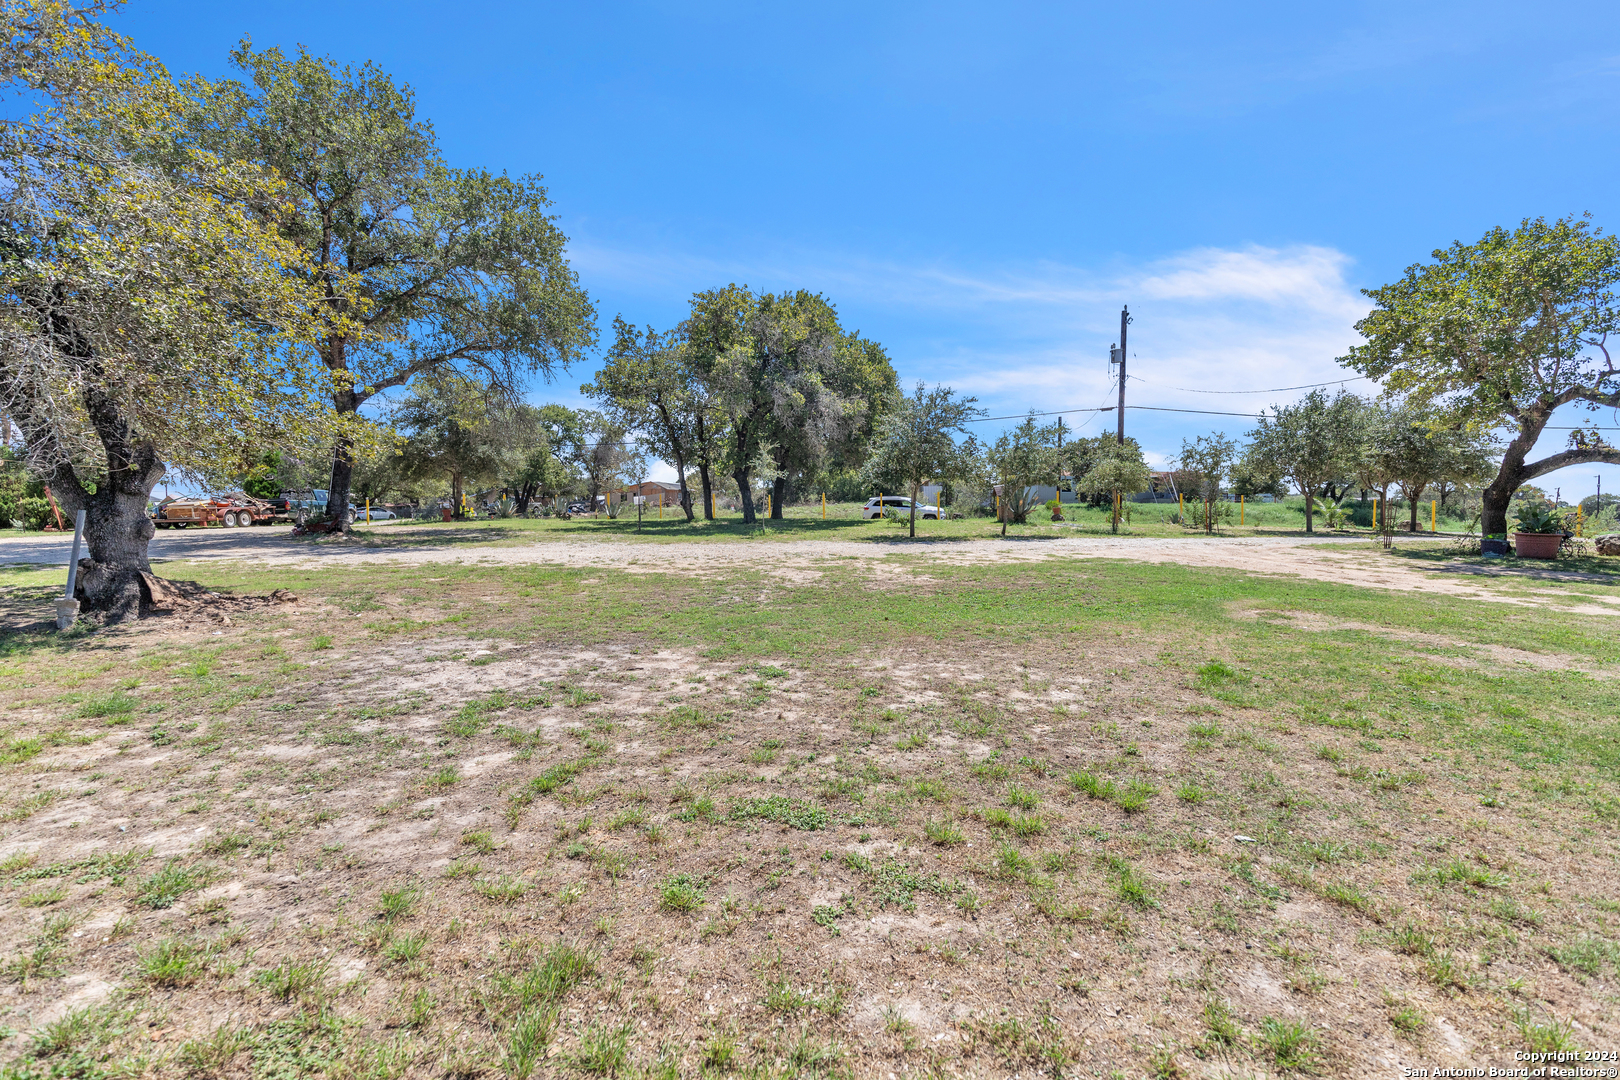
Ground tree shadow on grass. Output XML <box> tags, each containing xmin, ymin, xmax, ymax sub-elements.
<box><xmin>1381</xmin><ymin>545</ymin><xmax>1620</xmax><ymax>585</ymax></box>
<box><xmin>292</xmin><ymin>525</ymin><xmax>532</xmax><ymax>551</ymax></box>
<box><xmin>0</xmin><ymin>585</ymin><xmax>86</xmax><ymax>647</ymax></box>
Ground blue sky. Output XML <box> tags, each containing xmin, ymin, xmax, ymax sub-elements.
<box><xmin>116</xmin><ymin>1</ymin><xmax>1620</xmax><ymax>500</ymax></box>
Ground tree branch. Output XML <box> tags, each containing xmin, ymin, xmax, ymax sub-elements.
<box><xmin>1519</xmin><ymin>446</ymin><xmax>1620</xmax><ymax>481</ymax></box>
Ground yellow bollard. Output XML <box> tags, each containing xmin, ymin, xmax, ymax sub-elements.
<box><xmin>365</xmin><ymin>497</ymin><xmax>370</xmax><ymax>524</ymax></box>
<box><xmin>1577</xmin><ymin>506</ymin><xmax>1584</xmax><ymax>537</ymax></box>
<box><xmin>822</xmin><ymin>492</ymin><xmax>826</xmax><ymax>519</ymax></box>
<box><xmin>1431</xmin><ymin>500</ymin><xmax>1437</xmax><ymax>533</ymax></box>
<box><xmin>880</xmin><ymin>492</ymin><xmax>884</xmax><ymax>519</ymax></box>
<box><xmin>936</xmin><ymin>490</ymin><xmax>941</xmax><ymax>518</ymax></box>
<box><xmin>659</xmin><ymin>494</ymin><xmax>663</xmax><ymax>519</ymax></box>
<box><xmin>1178</xmin><ymin>492</ymin><xmax>1183</xmax><ymax>523</ymax></box>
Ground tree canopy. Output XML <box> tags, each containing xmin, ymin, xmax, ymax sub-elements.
<box><xmin>0</xmin><ymin>2</ymin><xmax>354</xmax><ymax>616</ymax></box>
<box><xmin>1176</xmin><ymin>434</ymin><xmax>1238</xmax><ymax>533</ymax></box>
<box><xmin>187</xmin><ymin>41</ymin><xmax>597</xmax><ymax>526</ymax></box>
<box><xmin>586</xmin><ymin>317</ymin><xmax>706</xmax><ymax>521</ymax></box>
<box><xmin>1243</xmin><ymin>390</ymin><xmax>1362</xmax><ymax>533</ymax></box>
<box><xmin>988</xmin><ymin>415</ymin><xmax>1060</xmax><ymax>530</ymax></box>
<box><xmin>1343</xmin><ymin>215</ymin><xmax>1620</xmax><ymax>536</ymax></box>
<box><xmin>858</xmin><ymin>382</ymin><xmax>982</xmax><ymax>536</ymax></box>
<box><xmin>1072</xmin><ymin>438</ymin><xmax>1151</xmax><ymax>533</ymax></box>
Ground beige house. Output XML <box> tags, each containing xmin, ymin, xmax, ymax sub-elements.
<box><xmin>617</xmin><ymin>481</ymin><xmax>685</xmax><ymax>507</ymax></box>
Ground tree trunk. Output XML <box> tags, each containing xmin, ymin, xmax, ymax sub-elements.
<box><xmin>451</xmin><ymin>470</ymin><xmax>464</xmax><ymax>517</ymax></box>
<box><xmin>1407</xmin><ymin>484</ymin><xmax>1426</xmax><ymax>532</ymax></box>
<box><xmin>771</xmin><ymin>476</ymin><xmax>786</xmax><ymax>520</ymax></box>
<box><xmin>734</xmin><ymin>466</ymin><xmax>756</xmax><ymax>523</ymax></box>
<box><xmin>1303</xmin><ymin>489</ymin><xmax>1315</xmax><ymax>533</ymax></box>
<box><xmin>1482</xmin><ymin>408</ymin><xmax>1556</xmax><ymax>537</ymax></box>
<box><xmin>908</xmin><ymin>480</ymin><xmax>918</xmax><ymax>538</ymax></box>
<box><xmin>698</xmin><ymin>466</ymin><xmax>713</xmax><ymax>521</ymax></box>
<box><xmin>673</xmin><ymin>449</ymin><xmax>694</xmax><ymax>522</ymax></box>
<box><xmin>27</xmin><ymin>388</ymin><xmax>166</xmax><ymax>622</ymax></box>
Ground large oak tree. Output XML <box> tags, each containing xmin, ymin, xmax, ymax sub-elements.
<box><xmin>1343</xmin><ymin>216</ymin><xmax>1620</xmax><ymax>538</ymax></box>
<box><xmin>0</xmin><ymin>2</ymin><xmax>352</xmax><ymax>618</ymax></box>
<box><xmin>188</xmin><ymin>43</ymin><xmax>597</xmax><ymax>528</ymax></box>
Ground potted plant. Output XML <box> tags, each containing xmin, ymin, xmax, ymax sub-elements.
<box><xmin>1512</xmin><ymin>502</ymin><xmax>1565</xmax><ymax>559</ymax></box>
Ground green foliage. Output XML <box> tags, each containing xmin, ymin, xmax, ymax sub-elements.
<box><xmin>1244</xmin><ymin>389</ymin><xmax>1364</xmax><ymax>532</ymax></box>
<box><xmin>241</xmin><ymin>449</ymin><xmax>283</xmax><ymax>499</ymax></box>
<box><xmin>1176</xmin><ymin>433</ymin><xmax>1239</xmax><ymax>533</ymax></box>
<box><xmin>252</xmin><ymin>957</ymin><xmax>330</xmax><ymax>1001</ymax></box>
<box><xmin>858</xmin><ymin>381</ymin><xmax>984</xmax><ymax>536</ymax></box>
<box><xmin>1</xmin><ymin>14</ymin><xmax>369</xmax><ymax>597</ymax></box>
<box><xmin>574</xmin><ymin>1022</ymin><xmax>631</xmax><ymax>1075</ymax></box>
<box><xmin>190</xmin><ymin>40</ymin><xmax>598</xmax><ymax>514</ymax></box>
<box><xmin>75</xmin><ymin>692</ymin><xmax>135</xmax><ymax>719</ymax></box>
<box><xmin>1257</xmin><ymin>1016</ymin><xmax>1321</xmax><ymax>1071</ymax></box>
<box><xmin>492</xmin><ymin>942</ymin><xmax>597</xmax><ymax>1012</ymax></box>
<box><xmin>1072</xmin><ymin>438</ymin><xmax>1153</xmax><ymax>531</ymax></box>
<box><xmin>503</xmin><ymin>1008</ymin><xmax>560</xmax><ymax>1080</ymax></box>
<box><xmin>1513</xmin><ymin>500</ymin><xmax>1566</xmax><ymax>535</ymax></box>
<box><xmin>138</xmin><ymin>938</ymin><xmax>204</xmax><ymax>987</ymax></box>
<box><xmin>682</xmin><ymin>284</ymin><xmax>898</xmax><ymax>524</ymax></box>
<box><xmin>988</xmin><ymin>415</ymin><xmax>1061</xmax><ymax>525</ymax></box>
<box><xmin>17</xmin><ymin>496</ymin><xmax>50</xmax><ymax>531</ymax></box>
<box><xmin>1345</xmin><ymin>216</ymin><xmax>1620</xmax><ymax>535</ymax></box>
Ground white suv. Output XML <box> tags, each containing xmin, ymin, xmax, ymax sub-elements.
<box><xmin>862</xmin><ymin>496</ymin><xmax>941</xmax><ymax>520</ymax></box>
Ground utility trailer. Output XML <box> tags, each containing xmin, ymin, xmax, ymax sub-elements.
<box><xmin>151</xmin><ymin>495</ymin><xmax>276</xmax><ymax>529</ymax></box>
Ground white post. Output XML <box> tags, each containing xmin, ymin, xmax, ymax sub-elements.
<box><xmin>55</xmin><ymin>508</ymin><xmax>86</xmax><ymax>629</ymax></box>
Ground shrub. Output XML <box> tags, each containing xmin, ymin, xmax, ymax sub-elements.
<box><xmin>19</xmin><ymin>496</ymin><xmax>51</xmax><ymax>531</ymax></box>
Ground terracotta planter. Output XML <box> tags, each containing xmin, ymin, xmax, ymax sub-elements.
<box><xmin>1513</xmin><ymin>531</ymin><xmax>1561</xmax><ymax>559</ymax></box>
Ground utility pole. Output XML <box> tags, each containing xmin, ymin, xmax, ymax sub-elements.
<box><xmin>1116</xmin><ymin>306</ymin><xmax>1130</xmax><ymax>445</ymax></box>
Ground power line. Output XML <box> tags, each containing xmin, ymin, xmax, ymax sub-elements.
<box><xmin>1140</xmin><ymin>376</ymin><xmax>1368</xmax><ymax>395</ymax></box>
<box><xmin>965</xmin><ymin>404</ymin><xmax>1265</xmax><ymax>424</ymax></box>
<box><xmin>1130</xmin><ymin>405</ymin><xmax>1265</xmax><ymax>418</ymax></box>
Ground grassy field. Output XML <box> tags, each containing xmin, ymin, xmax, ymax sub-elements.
<box><xmin>323</xmin><ymin>496</ymin><xmax>1475</xmax><ymax>546</ymax></box>
<box><xmin>0</xmin><ymin>544</ymin><xmax>1615</xmax><ymax>1078</ymax></box>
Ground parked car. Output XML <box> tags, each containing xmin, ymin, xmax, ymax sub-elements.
<box><xmin>565</xmin><ymin>501</ymin><xmax>591</xmax><ymax>514</ymax></box>
<box><xmin>861</xmin><ymin>496</ymin><xmax>941</xmax><ymax>520</ymax></box>
<box><xmin>360</xmin><ymin>507</ymin><xmax>396</xmax><ymax>521</ymax></box>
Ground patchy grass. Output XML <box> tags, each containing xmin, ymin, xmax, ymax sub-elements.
<box><xmin>0</xmin><ymin>545</ymin><xmax>1615</xmax><ymax>1077</ymax></box>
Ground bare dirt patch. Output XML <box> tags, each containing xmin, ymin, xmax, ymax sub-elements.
<box><xmin>1</xmin><ymin>595</ymin><xmax>1615</xmax><ymax>1078</ymax></box>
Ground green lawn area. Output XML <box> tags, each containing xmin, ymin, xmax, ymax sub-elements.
<box><xmin>327</xmin><ymin>495</ymin><xmax>1477</xmax><ymax>546</ymax></box>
